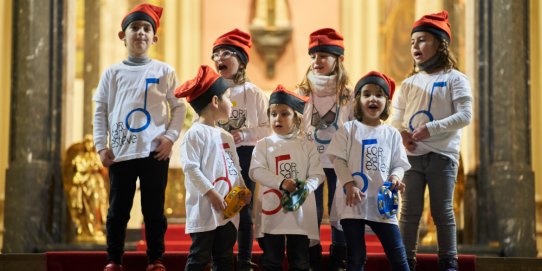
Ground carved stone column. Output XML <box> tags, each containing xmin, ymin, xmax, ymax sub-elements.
<box><xmin>3</xmin><ymin>0</ymin><xmax>65</xmax><ymax>252</ymax></box>
<box><xmin>477</xmin><ymin>0</ymin><xmax>537</xmax><ymax>256</ymax></box>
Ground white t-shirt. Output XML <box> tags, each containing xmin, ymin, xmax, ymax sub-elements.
<box><xmin>302</xmin><ymin>99</ymin><xmax>353</xmax><ymax>168</ymax></box>
<box><xmin>250</xmin><ymin>134</ymin><xmax>325</xmax><ymax>243</ymax></box>
<box><xmin>226</xmin><ymin>81</ymin><xmax>271</xmax><ymax>147</ymax></box>
<box><xmin>326</xmin><ymin>121</ymin><xmax>410</xmax><ymax>225</ymax></box>
<box><xmin>391</xmin><ymin>69</ymin><xmax>472</xmax><ymax>163</ymax></box>
<box><xmin>93</xmin><ymin>60</ymin><xmax>186</xmax><ymax>162</ymax></box>
<box><xmin>180</xmin><ymin>123</ymin><xmax>243</xmax><ymax>233</ymax></box>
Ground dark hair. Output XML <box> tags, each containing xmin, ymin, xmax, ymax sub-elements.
<box><xmin>193</xmin><ymin>92</ymin><xmax>227</xmax><ymax>115</ymax></box>
<box><xmin>353</xmin><ymin>86</ymin><xmax>390</xmax><ymax>122</ymax></box>
<box><xmin>409</xmin><ymin>33</ymin><xmax>459</xmax><ymax>76</ymax></box>
<box><xmin>297</xmin><ymin>55</ymin><xmax>351</xmax><ymax>105</ymax></box>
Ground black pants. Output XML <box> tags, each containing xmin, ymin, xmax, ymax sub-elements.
<box><xmin>106</xmin><ymin>152</ymin><xmax>169</xmax><ymax>264</ymax></box>
<box><xmin>185</xmin><ymin>222</ymin><xmax>238</xmax><ymax>271</ymax></box>
<box><xmin>258</xmin><ymin>234</ymin><xmax>310</xmax><ymax>271</ymax></box>
<box><xmin>236</xmin><ymin>146</ymin><xmax>256</xmax><ymax>264</ymax></box>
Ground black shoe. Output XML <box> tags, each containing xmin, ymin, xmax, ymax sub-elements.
<box><xmin>438</xmin><ymin>257</ymin><xmax>458</xmax><ymax>271</ymax></box>
<box><xmin>329</xmin><ymin>244</ymin><xmax>347</xmax><ymax>271</ymax></box>
<box><xmin>407</xmin><ymin>258</ymin><xmax>417</xmax><ymax>271</ymax></box>
<box><xmin>308</xmin><ymin>244</ymin><xmax>322</xmax><ymax>271</ymax></box>
<box><xmin>237</xmin><ymin>260</ymin><xmax>258</xmax><ymax>271</ymax></box>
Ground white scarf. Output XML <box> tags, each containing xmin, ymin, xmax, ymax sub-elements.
<box><xmin>307</xmin><ymin>72</ymin><xmax>338</xmax><ymax>115</ymax></box>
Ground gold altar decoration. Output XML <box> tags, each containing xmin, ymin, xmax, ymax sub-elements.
<box><xmin>63</xmin><ymin>134</ymin><xmax>108</xmax><ymax>243</ymax></box>
<box><xmin>250</xmin><ymin>0</ymin><xmax>292</xmax><ymax>78</ymax></box>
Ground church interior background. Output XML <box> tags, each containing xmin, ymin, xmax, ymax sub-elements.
<box><xmin>0</xmin><ymin>0</ymin><xmax>541</xmax><ymax>260</ymax></box>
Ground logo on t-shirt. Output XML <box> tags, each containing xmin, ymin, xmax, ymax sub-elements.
<box><xmin>275</xmin><ymin>154</ymin><xmax>299</xmax><ymax>180</ymax></box>
<box><xmin>111</xmin><ymin>122</ymin><xmax>138</xmax><ymax>148</ymax></box>
<box><xmin>364</xmin><ymin>145</ymin><xmax>388</xmax><ymax>174</ymax></box>
<box><xmin>222</xmin><ymin>143</ymin><xmax>239</xmax><ymax>177</ymax></box>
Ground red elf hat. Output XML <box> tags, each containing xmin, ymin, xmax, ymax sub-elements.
<box><xmin>175</xmin><ymin>65</ymin><xmax>229</xmax><ymax>113</ymax></box>
<box><xmin>121</xmin><ymin>3</ymin><xmax>163</xmax><ymax>33</ymax></box>
<box><xmin>213</xmin><ymin>29</ymin><xmax>252</xmax><ymax>64</ymax></box>
<box><xmin>411</xmin><ymin>10</ymin><xmax>452</xmax><ymax>43</ymax></box>
<box><xmin>354</xmin><ymin>71</ymin><xmax>396</xmax><ymax>100</ymax></box>
<box><xmin>269</xmin><ymin>85</ymin><xmax>309</xmax><ymax>114</ymax></box>
<box><xmin>308</xmin><ymin>28</ymin><xmax>345</xmax><ymax>56</ymax></box>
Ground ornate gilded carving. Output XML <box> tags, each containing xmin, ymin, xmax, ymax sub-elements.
<box><xmin>63</xmin><ymin>135</ymin><xmax>108</xmax><ymax>243</ymax></box>
<box><xmin>250</xmin><ymin>0</ymin><xmax>292</xmax><ymax>78</ymax></box>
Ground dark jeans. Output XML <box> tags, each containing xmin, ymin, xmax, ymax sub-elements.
<box><xmin>185</xmin><ymin>222</ymin><xmax>238</xmax><ymax>271</ymax></box>
<box><xmin>258</xmin><ymin>234</ymin><xmax>310</xmax><ymax>271</ymax></box>
<box><xmin>314</xmin><ymin>168</ymin><xmax>346</xmax><ymax>245</ymax></box>
<box><xmin>106</xmin><ymin>152</ymin><xmax>169</xmax><ymax>264</ymax></box>
<box><xmin>341</xmin><ymin>219</ymin><xmax>409</xmax><ymax>271</ymax></box>
<box><xmin>236</xmin><ymin>146</ymin><xmax>256</xmax><ymax>264</ymax></box>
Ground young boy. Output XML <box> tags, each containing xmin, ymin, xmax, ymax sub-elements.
<box><xmin>93</xmin><ymin>4</ymin><xmax>186</xmax><ymax>271</ymax></box>
<box><xmin>175</xmin><ymin>65</ymin><xmax>251</xmax><ymax>271</ymax></box>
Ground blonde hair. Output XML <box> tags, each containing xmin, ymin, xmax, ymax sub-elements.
<box><xmin>409</xmin><ymin>35</ymin><xmax>459</xmax><ymax>76</ymax></box>
<box><xmin>297</xmin><ymin>57</ymin><xmax>351</xmax><ymax>105</ymax></box>
<box><xmin>267</xmin><ymin>105</ymin><xmax>306</xmax><ymax>138</ymax></box>
<box><xmin>232</xmin><ymin>64</ymin><xmax>248</xmax><ymax>85</ymax></box>
<box><xmin>353</xmin><ymin>86</ymin><xmax>391</xmax><ymax>122</ymax></box>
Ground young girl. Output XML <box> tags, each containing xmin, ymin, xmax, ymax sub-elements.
<box><xmin>327</xmin><ymin>71</ymin><xmax>410</xmax><ymax>271</ymax></box>
<box><xmin>391</xmin><ymin>11</ymin><xmax>472</xmax><ymax>271</ymax></box>
<box><xmin>297</xmin><ymin>28</ymin><xmax>352</xmax><ymax>270</ymax></box>
<box><xmin>212</xmin><ymin>28</ymin><xmax>270</xmax><ymax>271</ymax></box>
<box><xmin>176</xmin><ymin>65</ymin><xmax>251</xmax><ymax>271</ymax></box>
<box><xmin>250</xmin><ymin>85</ymin><xmax>324</xmax><ymax>271</ymax></box>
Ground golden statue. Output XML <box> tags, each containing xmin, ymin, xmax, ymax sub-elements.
<box><xmin>63</xmin><ymin>134</ymin><xmax>108</xmax><ymax>243</ymax></box>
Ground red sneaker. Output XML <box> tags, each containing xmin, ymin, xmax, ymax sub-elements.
<box><xmin>146</xmin><ymin>260</ymin><xmax>166</xmax><ymax>271</ymax></box>
<box><xmin>103</xmin><ymin>262</ymin><xmax>123</xmax><ymax>271</ymax></box>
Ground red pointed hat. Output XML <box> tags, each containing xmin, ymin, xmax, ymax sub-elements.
<box><xmin>354</xmin><ymin>71</ymin><xmax>396</xmax><ymax>100</ymax></box>
<box><xmin>411</xmin><ymin>10</ymin><xmax>452</xmax><ymax>43</ymax></box>
<box><xmin>308</xmin><ymin>28</ymin><xmax>345</xmax><ymax>56</ymax></box>
<box><xmin>121</xmin><ymin>3</ymin><xmax>163</xmax><ymax>32</ymax></box>
<box><xmin>175</xmin><ymin>65</ymin><xmax>229</xmax><ymax>112</ymax></box>
<box><xmin>269</xmin><ymin>85</ymin><xmax>309</xmax><ymax>114</ymax></box>
<box><xmin>213</xmin><ymin>29</ymin><xmax>252</xmax><ymax>64</ymax></box>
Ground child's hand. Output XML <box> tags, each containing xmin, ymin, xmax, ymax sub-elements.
<box><xmin>154</xmin><ymin>136</ymin><xmax>173</xmax><ymax>160</ymax></box>
<box><xmin>281</xmin><ymin>179</ymin><xmax>297</xmax><ymax>193</ymax></box>
<box><xmin>242</xmin><ymin>189</ymin><xmax>252</xmax><ymax>205</ymax></box>
<box><xmin>344</xmin><ymin>181</ymin><xmax>365</xmax><ymax>207</ymax></box>
<box><xmin>205</xmin><ymin>189</ymin><xmax>227</xmax><ymax>211</ymax></box>
<box><xmin>400</xmin><ymin>130</ymin><xmax>417</xmax><ymax>152</ymax></box>
<box><xmin>411</xmin><ymin>125</ymin><xmax>430</xmax><ymax>142</ymax></box>
<box><xmin>388</xmin><ymin>175</ymin><xmax>405</xmax><ymax>193</ymax></box>
<box><xmin>98</xmin><ymin>148</ymin><xmax>115</xmax><ymax>168</ymax></box>
<box><xmin>230</xmin><ymin>129</ymin><xmax>244</xmax><ymax>144</ymax></box>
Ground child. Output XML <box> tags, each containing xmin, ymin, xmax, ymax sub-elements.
<box><xmin>250</xmin><ymin>85</ymin><xmax>324</xmax><ymax>271</ymax></box>
<box><xmin>327</xmin><ymin>71</ymin><xmax>410</xmax><ymax>271</ymax></box>
<box><xmin>212</xmin><ymin>28</ymin><xmax>270</xmax><ymax>271</ymax></box>
<box><xmin>297</xmin><ymin>28</ymin><xmax>352</xmax><ymax>270</ymax></box>
<box><xmin>391</xmin><ymin>11</ymin><xmax>472</xmax><ymax>271</ymax></box>
<box><xmin>93</xmin><ymin>4</ymin><xmax>186</xmax><ymax>271</ymax></box>
<box><xmin>176</xmin><ymin>65</ymin><xmax>251</xmax><ymax>271</ymax></box>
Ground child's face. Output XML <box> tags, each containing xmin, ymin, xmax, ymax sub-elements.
<box><xmin>217</xmin><ymin>89</ymin><xmax>233</xmax><ymax>121</ymax></box>
<box><xmin>359</xmin><ymin>84</ymin><xmax>387</xmax><ymax>126</ymax></box>
<box><xmin>310</xmin><ymin>52</ymin><xmax>339</xmax><ymax>76</ymax></box>
<box><xmin>269</xmin><ymin>104</ymin><xmax>296</xmax><ymax>135</ymax></box>
<box><xmin>119</xmin><ymin>20</ymin><xmax>157</xmax><ymax>57</ymax></box>
<box><xmin>411</xmin><ymin>31</ymin><xmax>439</xmax><ymax>65</ymax></box>
<box><xmin>212</xmin><ymin>48</ymin><xmax>242</xmax><ymax>79</ymax></box>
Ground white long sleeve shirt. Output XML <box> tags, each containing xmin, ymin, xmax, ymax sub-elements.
<box><xmin>180</xmin><ymin>123</ymin><xmax>243</xmax><ymax>233</ymax></box>
<box><xmin>93</xmin><ymin>60</ymin><xmax>186</xmax><ymax>162</ymax></box>
<box><xmin>390</xmin><ymin>69</ymin><xmax>473</xmax><ymax>164</ymax></box>
<box><xmin>250</xmin><ymin>134</ymin><xmax>324</xmax><ymax>242</ymax></box>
